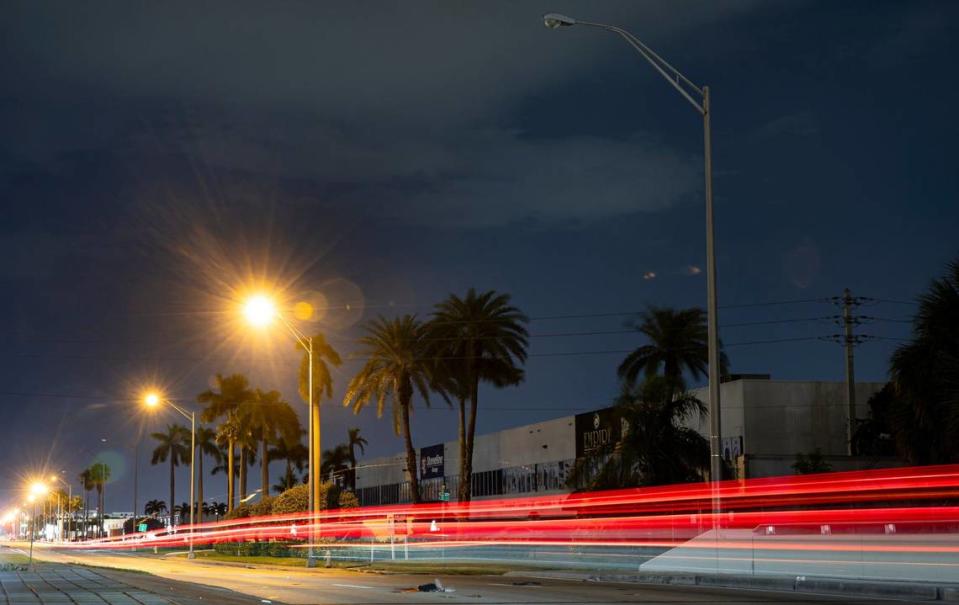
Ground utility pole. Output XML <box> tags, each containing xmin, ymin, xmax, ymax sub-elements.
<box><xmin>842</xmin><ymin>288</ymin><xmax>857</xmax><ymax>455</ymax></box>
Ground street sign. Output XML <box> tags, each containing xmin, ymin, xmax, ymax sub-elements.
<box><xmin>440</xmin><ymin>491</ymin><xmax>450</xmax><ymax>502</ymax></box>
<box><xmin>137</xmin><ymin>523</ymin><xmax>147</xmax><ymax>532</ymax></box>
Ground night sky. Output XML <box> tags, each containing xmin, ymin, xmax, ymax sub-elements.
<box><xmin>1</xmin><ymin>1</ymin><xmax>957</xmax><ymax>512</ymax></box>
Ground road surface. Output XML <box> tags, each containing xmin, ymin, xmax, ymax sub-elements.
<box><xmin>18</xmin><ymin>544</ymin><xmax>921</xmax><ymax>604</ymax></box>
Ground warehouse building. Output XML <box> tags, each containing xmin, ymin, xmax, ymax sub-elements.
<box><xmin>354</xmin><ymin>376</ymin><xmax>898</xmax><ymax>506</ymax></box>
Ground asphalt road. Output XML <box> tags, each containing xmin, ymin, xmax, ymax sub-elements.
<box><xmin>20</xmin><ymin>545</ymin><xmax>919</xmax><ymax>605</ymax></box>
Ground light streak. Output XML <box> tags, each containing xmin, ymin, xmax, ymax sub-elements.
<box><xmin>43</xmin><ymin>464</ymin><xmax>958</xmax><ymax>581</ymax></box>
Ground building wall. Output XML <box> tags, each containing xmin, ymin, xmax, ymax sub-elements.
<box><xmin>355</xmin><ymin>379</ymin><xmax>894</xmax><ymax>503</ymax></box>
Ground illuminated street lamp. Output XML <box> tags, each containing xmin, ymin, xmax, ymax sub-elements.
<box><xmin>242</xmin><ymin>292</ymin><xmax>320</xmax><ymax>567</ymax></box>
<box><xmin>48</xmin><ymin>473</ymin><xmax>72</xmax><ymax>543</ymax></box>
<box><xmin>542</xmin><ymin>13</ymin><xmax>724</xmax><ymax>487</ymax></box>
<box><xmin>143</xmin><ymin>390</ymin><xmax>197</xmax><ymax>559</ymax></box>
<box><xmin>26</xmin><ymin>480</ymin><xmax>48</xmax><ymax>568</ymax></box>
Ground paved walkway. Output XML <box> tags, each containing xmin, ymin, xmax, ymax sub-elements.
<box><xmin>1</xmin><ymin>566</ymin><xmax>174</xmax><ymax>605</ymax></box>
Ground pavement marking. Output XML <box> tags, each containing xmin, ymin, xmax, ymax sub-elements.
<box><xmin>331</xmin><ymin>581</ymin><xmax>378</xmax><ymax>590</ymax></box>
<box><xmin>488</xmin><ymin>582</ymin><xmax>541</xmax><ymax>588</ymax></box>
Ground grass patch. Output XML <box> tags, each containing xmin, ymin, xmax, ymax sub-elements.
<box><xmin>178</xmin><ymin>550</ymin><xmax>538</xmax><ymax>575</ymax></box>
<box><xmin>0</xmin><ymin>552</ymin><xmax>32</xmax><ymax>566</ymax></box>
<box><xmin>177</xmin><ymin>551</ymin><xmax>313</xmax><ymax>568</ymax></box>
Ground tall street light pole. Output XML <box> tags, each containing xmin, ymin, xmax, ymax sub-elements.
<box><xmin>243</xmin><ymin>294</ymin><xmax>319</xmax><ymax>567</ymax></box>
<box><xmin>145</xmin><ymin>392</ymin><xmax>196</xmax><ymax>559</ymax></box>
<box><xmin>49</xmin><ymin>473</ymin><xmax>72</xmax><ymax>543</ymax></box>
<box><xmin>27</xmin><ymin>480</ymin><xmax>49</xmax><ymax>569</ymax></box>
<box><xmin>542</xmin><ymin>13</ymin><xmax>723</xmax><ymax>486</ymax></box>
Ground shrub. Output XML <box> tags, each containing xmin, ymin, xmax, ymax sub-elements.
<box><xmin>272</xmin><ymin>484</ymin><xmax>309</xmax><ymax>514</ymax></box>
<box><xmin>338</xmin><ymin>489</ymin><xmax>359</xmax><ymax>509</ymax></box>
<box><xmin>249</xmin><ymin>495</ymin><xmax>274</xmax><ymax>517</ymax></box>
<box><xmin>224</xmin><ymin>502</ymin><xmax>252</xmax><ymax>520</ymax></box>
<box><xmin>272</xmin><ymin>482</ymin><xmax>348</xmax><ymax>514</ymax></box>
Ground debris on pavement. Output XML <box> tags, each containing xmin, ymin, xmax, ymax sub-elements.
<box><xmin>413</xmin><ymin>578</ymin><xmax>455</xmax><ymax>593</ymax></box>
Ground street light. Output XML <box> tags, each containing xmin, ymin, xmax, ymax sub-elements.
<box><xmin>542</xmin><ymin>13</ymin><xmax>724</xmax><ymax>487</ymax></box>
<box><xmin>242</xmin><ymin>292</ymin><xmax>320</xmax><ymax>567</ymax></box>
<box><xmin>143</xmin><ymin>390</ymin><xmax>197</xmax><ymax>559</ymax></box>
<box><xmin>27</xmin><ymin>480</ymin><xmax>48</xmax><ymax>568</ymax></box>
<box><xmin>48</xmin><ymin>473</ymin><xmax>72</xmax><ymax>543</ymax></box>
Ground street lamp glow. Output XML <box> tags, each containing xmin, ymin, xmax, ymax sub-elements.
<box><xmin>144</xmin><ymin>392</ymin><xmax>160</xmax><ymax>407</ymax></box>
<box><xmin>29</xmin><ymin>481</ymin><xmax>48</xmax><ymax>497</ymax></box>
<box><xmin>243</xmin><ymin>294</ymin><xmax>277</xmax><ymax>328</ymax></box>
<box><xmin>543</xmin><ymin>13</ymin><xmax>576</xmax><ymax>29</ymax></box>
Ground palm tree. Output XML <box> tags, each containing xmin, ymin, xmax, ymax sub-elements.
<box><xmin>344</xmin><ymin>315</ymin><xmax>437</xmax><ymax>503</ymax></box>
<box><xmin>269</xmin><ymin>433</ymin><xmax>308</xmax><ymax>494</ymax></box>
<box><xmin>890</xmin><ymin>258</ymin><xmax>959</xmax><ymax>464</ymax></box>
<box><xmin>150</xmin><ymin>424</ymin><xmax>190</xmax><ymax>523</ymax></box>
<box><xmin>240</xmin><ymin>388</ymin><xmax>302</xmax><ymax>496</ymax></box>
<box><xmin>78</xmin><ymin>468</ymin><xmax>94</xmax><ymax>539</ymax></box>
<box><xmin>89</xmin><ymin>462</ymin><xmax>111</xmax><ymax>537</ymax></box>
<box><xmin>618</xmin><ymin>306</ymin><xmax>730</xmax><ymax>392</ymax></box>
<box><xmin>346</xmin><ymin>427</ymin><xmax>367</xmax><ymax>490</ymax></box>
<box><xmin>194</xmin><ymin>426</ymin><xmax>221</xmax><ymax>522</ymax></box>
<box><xmin>198</xmin><ymin>373</ymin><xmax>255</xmax><ymax>511</ymax></box>
<box><xmin>428</xmin><ymin>289</ymin><xmax>529</xmax><ymax>502</ymax></box>
<box><xmin>235</xmin><ymin>417</ymin><xmax>258</xmax><ymax>502</ymax></box>
<box><xmin>570</xmin><ymin>377</ymin><xmax>709</xmax><ymax>490</ymax></box>
<box><xmin>321</xmin><ymin>444</ymin><xmax>351</xmax><ymax>484</ymax></box>
<box><xmin>144</xmin><ymin>499</ymin><xmax>166</xmax><ymax>517</ymax></box>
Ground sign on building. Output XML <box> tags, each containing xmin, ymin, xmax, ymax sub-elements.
<box><xmin>419</xmin><ymin>443</ymin><xmax>444</xmax><ymax>479</ymax></box>
<box><xmin>575</xmin><ymin>407</ymin><xmax>627</xmax><ymax>458</ymax></box>
<box><xmin>721</xmin><ymin>435</ymin><xmax>743</xmax><ymax>461</ymax></box>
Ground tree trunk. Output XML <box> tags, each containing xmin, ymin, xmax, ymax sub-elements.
<box><xmin>239</xmin><ymin>448</ymin><xmax>248</xmax><ymax>501</ymax></box>
<box><xmin>461</xmin><ymin>370</ymin><xmax>480</xmax><ymax>504</ymax></box>
<box><xmin>399</xmin><ymin>378</ymin><xmax>421</xmax><ymax>504</ymax></box>
<box><xmin>97</xmin><ymin>487</ymin><xmax>104</xmax><ymax>537</ymax></box>
<box><xmin>261</xmin><ymin>438</ymin><xmax>269</xmax><ymax>499</ymax></box>
<box><xmin>227</xmin><ymin>440</ymin><xmax>235</xmax><ymax>511</ymax></box>
<box><xmin>457</xmin><ymin>395</ymin><xmax>467</xmax><ymax>502</ymax></box>
<box><xmin>197</xmin><ymin>451</ymin><xmax>204</xmax><ymax>522</ymax></box>
<box><xmin>169</xmin><ymin>457</ymin><xmax>175</xmax><ymax>525</ymax></box>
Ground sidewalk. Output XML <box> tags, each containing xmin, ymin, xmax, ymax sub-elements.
<box><xmin>0</xmin><ymin>557</ymin><xmax>282</xmax><ymax>605</ymax></box>
<box><xmin>1</xmin><ymin>564</ymin><xmax>173</xmax><ymax>605</ymax></box>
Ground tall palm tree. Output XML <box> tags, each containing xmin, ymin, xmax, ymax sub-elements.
<box><xmin>89</xmin><ymin>462</ymin><xmax>111</xmax><ymax>537</ymax></box>
<box><xmin>194</xmin><ymin>426</ymin><xmax>221</xmax><ymax>521</ymax></box>
<box><xmin>269</xmin><ymin>432</ymin><xmax>308</xmax><ymax>494</ymax></box>
<box><xmin>890</xmin><ymin>258</ymin><xmax>959</xmax><ymax>464</ymax></box>
<box><xmin>78</xmin><ymin>468</ymin><xmax>94</xmax><ymax>538</ymax></box>
<box><xmin>296</xmin><ymin>333</ymin><xmax>342</xmax><ymax>508</ymax></box>
<box><xmin>198</xmin><ymin>373</ymin><xmax>254</xmax><ymax>511</ymax></box>
<box><xmin>240</xmin><ymin>388</ymin><xmax>302</xmax><ymax>496</ymax></box>
<box><xmin>346</xmin><ymin>427</ymin><xmax>367</xmax><ymax>490</ymax></box>
<box><xmin>618</xmin><ymin>306</ymin><xmax>730</xmax><ymax>391</ymax></box>
<box><xmin>344</xmin><ymin>315</ymin><xmax>437</xmax><ymax>503</ymax></box>
<box><xmin>428</xmin><ymin>289</ymin><xmax>529</xmax><ymax>502</ymax></box>
<box><xmin>235</xmin><ymin>416</ymin><xmax>258</xmax><ymax>502</ymax></box>
<box><xmin>150</xmin><ymin>424</ymin><xmax>190</xmax><ymax>523</ymax></box>
<box><xmin>321</xmin><ymin>444</ymin><xmax>351</xmax><ymax>484</ymax></box>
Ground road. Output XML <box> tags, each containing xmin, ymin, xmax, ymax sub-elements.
<box><xmin>17</xmin><ymin>544</ymin><xmax>918</xmax><ymax>604</ymax></box>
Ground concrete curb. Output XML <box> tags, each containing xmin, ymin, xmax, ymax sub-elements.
<box><xmin>505</xmin><ymin>570</ymin><xmax>959</xmax><ymax>601</ymax></box>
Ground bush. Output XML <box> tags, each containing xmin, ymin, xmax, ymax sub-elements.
<box><xmin>249</xmin><ymin>495</ymin><xmax>274</xmax><ymax>517</ymax></box>
<box><xmin>224</xmin><ymin>502</ymin><xmax>252</xmax><ymax>520</ymax></box>
<box><xmin>338</xmin><ymin>489</ymin><xmax>359</xmax><ymax>509</ymax></box>
<box><xmin>272</xmin><ymin>484</ymin><xmax>309</xmax><ymax>514</ymax></box>
<box><xmin>271</xmin><ymin>482</ymin><xmax>349</xmax><ymax>514</ymax></box>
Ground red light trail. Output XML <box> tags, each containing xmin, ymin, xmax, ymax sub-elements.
<box><xmin>48</xmin><ymin>465</ymin><xmax>959</xmax><ymax>582</ymax></box>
